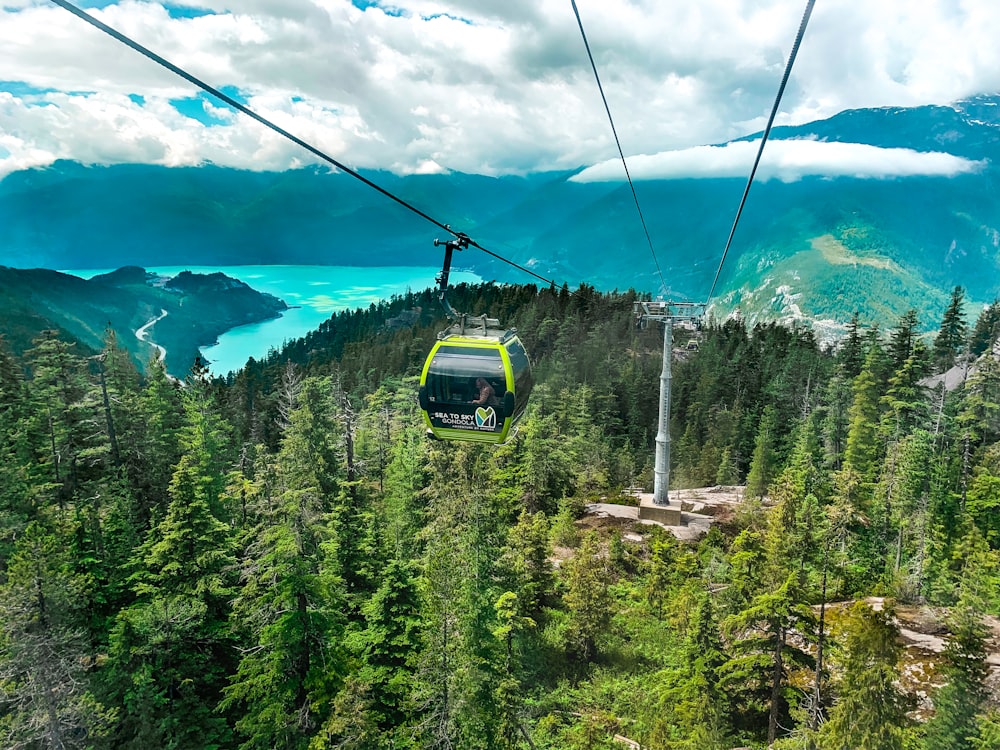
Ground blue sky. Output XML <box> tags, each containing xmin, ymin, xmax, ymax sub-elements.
<box><xmin>169</xmin><ymin>88</ymin><xmax>244</xmax><ymax>125</ymax></box>
<box><xmin>1</xmin><ymin>0</ymin><xmax>998</xmax><ymax>181</ymax></box>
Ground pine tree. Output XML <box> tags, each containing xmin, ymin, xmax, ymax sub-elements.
<box><xmin>764</xmin><ymin>475</ymin><xmax>822</xmax><ymax>589</ymax></box>
<box><xmin>491</xmin><ymin>591</ymin><xmax>536</xmax><ymax>749</ymax></box>
<box><xmin>715</xmin><ymin>444</ymin><xmax>740</xmax><ymax>485</ymax></box>
<box><xmin>414</xmin><ymin>524</ymin><xmax>466</xmax><ymax>749</ymax></box>
<box><xmin>959</xmin><ymin>349</ymin><xmax>1000</xmax><ymax>448</ymax></box>
<box><xmin>880</xmin><ymin>354</ymin><xmax>930</xmax><ymax>440</ymax></box>
<box><xmin>516</xmin><ymin>407</ymin><xmax>574</xmax><ymax>513</ymax></box>
<box><xmin>381</xmin><ymin>425</ymin><xmax>429</xmax><ymax>560</ymax></box>
<box><xmin>131</xmin><ymin>356</ymin><xmax>184</xmax><ymax>527</ymax></box>
<box><xmin>722</xmin><ymin>573</ymin><xmax>815</xmax><ymax>745</ymax></box>
<box><xmin>723</xmin><ymin>527</ymin><xmax>766</xmax><ymax>614</ymax></box>
<box><xmin>675</xmin><ymin>591</ymin><xmax>730</xmax><ymax>746</ymax></box>
<box><xmin>821</xmin><ymin>371</ymin><xmax>853</xmax><ymax>470</ymax></box>
<box><xmin>498</xmin><ymin>509</ymin><xmax>554</xmax><ymax>621</ymax></box>
<box><xmin>346</xmin><ymin>557</ymin><xmax>421</xmax><ymax>736</ymax></box>
<box><xmin>746</xmin><ymin>406</ymin><xmax>778</xmax><ymax>499</ymax></box>
<box><xmin>880</xmin><ymin>430</ymin><xmax>935</xmax><ymax>593</ymax></box>
<box><xmin>563</xmin><ymin>532</ymin><xmax>613</xmax><ymax>661</ymax></box>
<box><xmin>24</xmin><ymin>330</ymin><xmax>108</xmax><ymax>507</ymax></box>
<box><xmin>0</xmin><ymin>334</ymin><xmax>23</xmax><ymax>409</ymax></box>
<box><xmin>100</xmin><ymin>471</ymin><xmax>145</xmax><ymax>619</ymax></box>
<box><xmin>933</xmin><ymin>286</ymin><xmax>968</xmax><ymax>373</ymax></box>
<box><xmin>971</xmin><ymin>712</ymin><xmax>1000</xmax><ymax>750</ymax></box>
<box><xmin>105</xmin><ymin>395</ymin><xmax>237</xmax><ymax>748</ymax></box>
<box><xmin>221</xmin><ymin>381</ymin><xmax>348</xmax><ymax>749</ymax></box>
<box><xmin>969</xmin><ymin>299</ymin><xmax>1000</xmax><ymax>357</ymax></box>
<box><xmin>888</xmin><ymin>309</ymin><xmax>921</xmax><ymax>374</ymax></box>
<box><xmin>844</xmin><ymin>350</ymin><xmax>883</xmax><ymax>481</ymax></box>
<box><xmin>96</xmin><ymin>327</ymin><xmax>141</xmax><ymax>469</ymax></box>
<box><xmin>0</xmin><ymin>522</ymin><xmax>113</xmax><ymax>749</ymax></box>
<box><xmin>819</xmin><ymin>602</ymin><xmax>908</xmax><ymax>750</ymax></box>
<box><xmin>838</xmin><ymin>313</ymin><xmax>864</xmax><ymax>379</ymax></box>
<box><xmin>411</xmin><ymin>446</ymin><xmax>510</xmax><ymax>749</ymax></box>
<box><xmin>967</xmin><ymin>444</ymin><xmax>1000</xmax><ymax>548</ymax></box>
<box><xmin>922</xmin><ymin>605</ymin><xmax>989</xmax><ymax>750</ymax></box>
<box><xmin>0</xmin><ymin>339</ymin><xmax>34</xmax><ymax>556</ymax></box>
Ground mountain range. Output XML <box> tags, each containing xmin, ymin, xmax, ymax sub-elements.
<box><xmin>2</xmin><ymin>95</ymin><xmax>999</xmax><ymax>336</ymax></box>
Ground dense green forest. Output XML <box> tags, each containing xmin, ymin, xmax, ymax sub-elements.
<box><xmin>2</xmin><ymin>281</ymin><xmax>1000</xmax><ymax>749</ymax></box>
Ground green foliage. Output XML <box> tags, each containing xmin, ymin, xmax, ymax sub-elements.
<box><xmin>844</xmin><ymin>349</ymin><xmax>884</xmax><ymax>480</ymax></box>
<box><xmin>746</xmin><ymin>405</ymin><xmax>778</xmax><ymax>499</ymax></box>
<box><xmin>344</xmin><ymin>557</ymin><xmax>421</xmax><ymax>734</ymax></box>
<box><xmin>970</xmin><ymin>711</ymin><xmax>1000</xmax><ymax>750</ymax></box>
<box><xmin>673</xmin><ymin>592</ymin><xmax>731</xmax><ymax>746</ymax></box>
<box><xmin>969</xmin><ymin>300</ymin><xmax>1000</xmax><ymax>357</ymax></box>
<box><xmin>888</xmin><ymin>309</ymin><xmax>923</xmax><ymax>374</ymax></box>
<box><xmin>104</xmin><ymin>383</ymin><xmax>238</xmax><ymax>748</ymax></box>
<box><xmin>878</xmin><ymin>430</ymin><xmax>935</xmax><ymax>599</ymax></box>
<box><xmin>922</xmin><ymin>606</ymin><xmax>990</xmax><ymax>750</ymax></box>
<box><xmin>967</xmin><ymin>443</ymin><xmax>1000</xmax><ymax>548</ymax></box>
<box><xmin>107</xmin><ymin>595</ymin><xmax>232</xmax><ymax>749</ymax></box>
<box><xmin>933</xmin><ymin>286</ymin><xmax>968</xmax><ymax>373</ymax></box>
<box><xmin>0</xmin><ymin>283</ymin><xmax>998</xmax><ymax>748</ymax></box>
<box><xmin>563</xmin><ymin>533</ymin><xmax>613</xmax><ymax>662</ymax></box>
<box><xmin>722</xmin><ymin>573</ymin><xmax>816</xmax><ymax>744</ymax></box>
<box><xmin>220</xmin><ymin>392</ymin><xmax>348</xmax><ymax>749</ymax></box>
<box><xmin>819</xmin><ymin>602</ymin><xmax>909</xmax><ymax>750</ymax></box>
<box><xmin>0</xmin><ymin>521</ymin><xmax>114</xmax><ymax>749</ymax></box>
<box><xmin>959</xmin><ymin>351</ymin><xmax>1000</xmax><ymax>447</ymax></box>
<box><xmin>500</xmin><ymin>510</ymin><xmax>555</xmax><ymax>620</ymax></box>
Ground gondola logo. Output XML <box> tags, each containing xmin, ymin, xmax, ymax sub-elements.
<box><xmin>475</xmin><ymin>406</ymin><xmax>497</xmax><ymax>429</ymax></box>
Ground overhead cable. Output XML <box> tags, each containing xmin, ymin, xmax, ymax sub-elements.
<box><xmin>48</xmin><ymin>0</ymin><xmax>570</xmax><ymax>293</ymax></box>
<box><xmin>705</xmin><ymin>0</ymin><xmax>816</xmax><ymax>306</ymax></box>
<box><xmin>570</xmin><ymin>0</ymin><xmax>668</xmax><ymax>295</ymax></box>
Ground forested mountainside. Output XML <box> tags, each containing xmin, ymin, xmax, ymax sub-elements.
<box><xmin>2</xmin><ymin>282</ymin><xmax>1000</xmax><ymax>749</ymax></box>
<box><xmin>0</xmin><ymin>265</ymin><xmax>286</xmax><ymax>376</ymax></box>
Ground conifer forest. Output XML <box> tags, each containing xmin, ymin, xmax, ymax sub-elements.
<box><xmin>3</xmin><ymin>281</ymin><xmax>1000</xmax><ymax>750</ymax></box>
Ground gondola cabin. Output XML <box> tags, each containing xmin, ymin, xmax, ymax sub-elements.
<box><xmin>419</xmin><ymin>325</ymin><xmax>532</xmax><ymax>444</ymax></box>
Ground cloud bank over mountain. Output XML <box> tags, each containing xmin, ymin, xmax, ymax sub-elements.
<box><xmin>3</xmin><ymin>0</ymin><xmax>1000</xmax><ymax>180</ymax></box>
<box><xmin>572</xmin><ymin>139</ymin><xmax>988</xmax><ymax>183</ymax></box>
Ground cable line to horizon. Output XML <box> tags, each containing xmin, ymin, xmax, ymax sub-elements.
<box><xmin>570</xmin><ymin>0</ymin><xmax>669</xmax><ymax>297</ymax></box>
<box><xmin>705</xmin><ymin>0</ymin><xmax>816</xmax><ymax>307</ymax></box>
<box><xmin>48</xmin><ymin>0</ymin><xmax>575</xmax><ymax>295</ymax></box>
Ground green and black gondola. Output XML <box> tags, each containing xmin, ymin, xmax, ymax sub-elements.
<box><xmin>419</xmin><ymin>319</ymin><xmax>532</xmax><ymax>444</ymax></box>
<box><xmin>419</xmin><ymin>234</ymin><xmax>533</xmax><ymax>443</ymax></box>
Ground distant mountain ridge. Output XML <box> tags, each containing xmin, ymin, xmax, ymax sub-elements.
<box><xmin>738</xmin><ymin>95</ymin><xmax>1000</xmax><ymax>157</ymax></box>
<box><xmin>0</xmin><ymin>266</ymin><xmax>287</xmax><ymax>376</ymax></box>
<box><xmin>2</xmin><ymin>94</ymin><xmax>999</xmax><ymax>333</ymax></box>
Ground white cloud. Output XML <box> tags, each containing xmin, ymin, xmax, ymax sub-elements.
<box><xmin>2</xmin><ymin>0</ymin><xmax>1000</xmax><ymax>178</ymax></box>
<box><xmin>571</xmin><ymin>139</ymin><xmax>987</xmax><ymax>183</ymax></box>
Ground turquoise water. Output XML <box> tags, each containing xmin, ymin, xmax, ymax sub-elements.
<box><xmin>73</xmin><ymin>265</ymin><xmax>480</xmax><ymax>375</ymax></box>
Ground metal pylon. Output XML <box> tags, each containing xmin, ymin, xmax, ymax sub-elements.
<box><xmin>634</xmin><ymin>300</ymin><xmax>706</xmax><ymax>505</ymax></box>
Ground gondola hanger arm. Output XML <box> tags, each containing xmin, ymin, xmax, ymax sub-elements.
<box><xmin>433</xmin><ymin>230</ymin><xmax>471</xmax><ymax>321</ymax></box>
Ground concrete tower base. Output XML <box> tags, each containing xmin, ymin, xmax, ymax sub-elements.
<box><xmin>637</xmin><ymin>494</ymin><xmax>682</xmax><ymax>526</ymax></box>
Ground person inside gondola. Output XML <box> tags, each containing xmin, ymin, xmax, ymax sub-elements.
<box><xmin>472</xmin><ymin>377</ymin><xmax>499</xmax><ymax>407</ymax></box>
